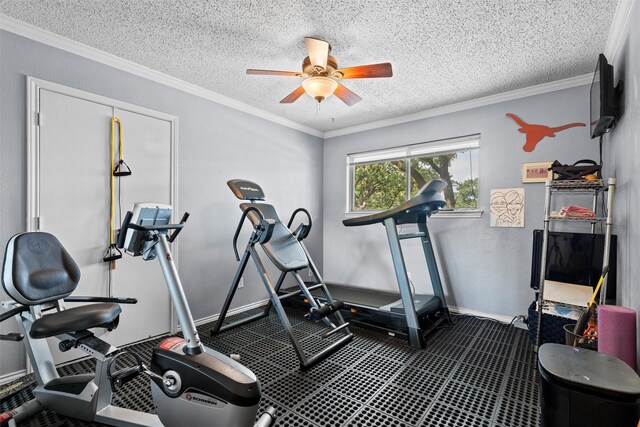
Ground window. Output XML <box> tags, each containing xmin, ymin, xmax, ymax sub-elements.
<box><xmin>348</xmin><ymin>135</ymin><xmax>480</xmax><ymax>213</ymax></box>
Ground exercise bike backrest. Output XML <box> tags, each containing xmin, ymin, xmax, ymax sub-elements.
<box><xmin>1</xmin><ymin>232</ymin><xmax>123</xmax><ymax>345</ymax></box>
<box><xmin>3</xmin><ymin>232</ymin><xmax>81</xmax><ymax>306</ymax></box>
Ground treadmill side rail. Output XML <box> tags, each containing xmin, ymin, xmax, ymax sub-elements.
<box><xmin>384</xmin><ymin>217</ymin><xmax>425</xmax><ymax>348</ymax></box>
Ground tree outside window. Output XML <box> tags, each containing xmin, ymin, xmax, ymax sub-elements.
<box><xmin>350</xmin><ymin>137</ymin><xmax>479</xmax><ymax>212</ymax></box>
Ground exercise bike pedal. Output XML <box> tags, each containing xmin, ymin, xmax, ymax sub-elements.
<box><xmin>107</xmin><ymin>350</ymin><xmax>153</xmax><ymax>392</ymax></box>
<box><xmin>109</xmin><ymin>365</ymin><xmax>142</xmax><ymax>391</ymax></box>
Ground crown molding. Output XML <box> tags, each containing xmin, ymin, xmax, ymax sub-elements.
<box><xmin>0</xmin><ymin>14</ymin><xmax>323</xmax><ymax>138</ymax></box>
<box><xmin>603</xmin><ymin>0</ymin><xmax>636</xmax><ymax>63</ymax></box>
<box><xmin>324</xmin><ymin>74</ymin><xmax>593</xmax><ymax>139</ymax></box>
<box><xmin>2</xmin><ymin>2</ymin><xmax>633</xmax><ymax>142</ymax></box>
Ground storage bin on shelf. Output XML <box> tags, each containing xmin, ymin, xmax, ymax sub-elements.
<box><xmin>528</xmin><ymin>301</ymin><xmax>574</xmax><ymax>345</ymax></box>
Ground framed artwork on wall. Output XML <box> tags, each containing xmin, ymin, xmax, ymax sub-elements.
<box><xmin>490</xmin><ymin>188</ymin><xmax>525</xmax><ymax>227</ymax></box>
<box><xmin>522</xmin><ymin>161</ymin><xmax>553</xmax><ymax>183</ymax></box>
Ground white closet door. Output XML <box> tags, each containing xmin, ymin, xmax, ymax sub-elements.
<box><xmin>37</xmin><ymin>88</ymin><xmax>173</xmax><ymax>363</ymax></box>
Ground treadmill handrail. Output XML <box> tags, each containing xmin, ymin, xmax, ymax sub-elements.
<box><xmin>343</xmin><ymin>179</ymin><xmax>447</xmax><ymax>227</ymax></box>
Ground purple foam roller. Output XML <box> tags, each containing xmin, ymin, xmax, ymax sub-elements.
<box><xmin>598</xmin><ymin>305</ymin><xmax>637</xmax><ymax>370</ymax></box>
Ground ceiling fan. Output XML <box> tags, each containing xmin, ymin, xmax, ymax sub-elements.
<box><xmin>247</xmin><ymin>37</ymin><xmax>393</xmax><ymax>106</ymax></box>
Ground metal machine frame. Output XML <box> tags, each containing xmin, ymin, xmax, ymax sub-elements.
<box><xmin>341</xmin><ymin>179</ymin><xmax>452</xmax><ymax>348</ymax></box>
<box><xmin>0</xmin><ymin>204</ymin><xmax>275</xmax><ymax>427</ymax></box>
<box><xmin>212</xmin><ymin>180</ymin><xmax>353</xmax><ymax>371</ymax></box>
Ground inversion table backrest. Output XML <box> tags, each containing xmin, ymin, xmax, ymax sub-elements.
<box><xmin>239</xmin><ymin>202</ymin><xmax>308</xmax><ymax>272</ymax></box>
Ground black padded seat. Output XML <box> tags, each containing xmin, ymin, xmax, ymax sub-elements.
<box><xmin>240</xmin><ymin>203</ymin><xmax>308</xmax><ymax>272</ymax></box>
<box><xmin>30</xmin><ymin>303</ymin><xmax>121</xmax><ymax>339</ymax></box>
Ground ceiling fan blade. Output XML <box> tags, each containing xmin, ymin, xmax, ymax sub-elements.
<box><xmin>336</xmin><ymin>62</ymin><xmax>393</xmax><ymax>79</ymax></box>
<box><xmin>305</xmin><ymin>37</ymin><xmax>329</xmax><ymax>69</ymax></box>
<box><xmin>334</xmin><ymin>83</ymin><xmax>362</xmax><ymax>106</ymax></box>
<box><xmin>247</xmin><ymin>69</ymin><xmax>300</xmax><ymax>76</ymax></box>
<box><xmin>279</xmin><ymin>86</ymin><xmax>306</xmax><ymax>104</ymax></box>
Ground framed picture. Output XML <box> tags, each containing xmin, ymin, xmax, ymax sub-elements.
<box><xmin>490</xmin><ymin>188</ymin><xmax>525</xmax><ymax>228</ymax></box>
<box><xmin>522</xmin><ymin>161</ymin><xmax>553</xmax><ymax>183</ymax></box>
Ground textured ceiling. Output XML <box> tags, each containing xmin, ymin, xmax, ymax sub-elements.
<box><xmin>0</xmin><ymin>1</ymin><xmax>619</xmax><ymax>132</ymax></box>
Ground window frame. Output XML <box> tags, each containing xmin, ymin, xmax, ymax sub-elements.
<box><xmin>346</xmin><ymin>134</ymin><xmax>482</xmax><ymax>217</ymax></box>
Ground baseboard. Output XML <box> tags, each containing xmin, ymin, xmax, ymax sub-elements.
<box><xmin>194</xmin><ymin>301</ymin><xmax>517</xmax><ymax>327</ymax></box>
<box><xmin>448</xmin><ymin>305</ymin><xmax>515</xmax><ymax>324</ymax></box>
<box><xmin>0</xmin><ymin>369</ymin><xmax>28</xmax><ymax>387</ymax></box>
<box><xmin>513</xmin><ymin>321</ymin><xmax>529</xmax><ymax>330</ymax></box>
<box><xmin>192</xmin><ymin>299</ymin><xmax>270</xmax><ymax>328</ymax></box>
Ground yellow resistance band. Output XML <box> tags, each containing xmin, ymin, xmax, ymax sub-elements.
<box><xmin>109</xmin><ymin>117</ymin><xmax>122</xmax><ymax>245</ymax></box>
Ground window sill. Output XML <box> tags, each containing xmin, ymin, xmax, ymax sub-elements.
<box><xmin>432</xmin><ymin>209</ymin><xmax>483</xmax><ymax>218</ymax></box>
<box><xmin>344</xmin><ymin>209</ymin><xmax>483</xmax><ymax>219</ymax></box>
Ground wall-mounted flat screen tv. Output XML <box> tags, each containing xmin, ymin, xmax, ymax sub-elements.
<box><xmin>530</xmin><ymin>230</ymin><xmax>617</xmax><ymax>303</ymax></box>
<box><xmin>590</xmin><ymin>53</ymin><xmax>619</xmax><ymax>138</ymax></box>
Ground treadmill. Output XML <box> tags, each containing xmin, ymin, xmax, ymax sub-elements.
<box><xmin>307</xmin><ymin>179</ymin><xmax>452</xmax><ymax>348</ymax></box>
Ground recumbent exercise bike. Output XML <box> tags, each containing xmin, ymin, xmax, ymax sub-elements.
<box><xmin>0</xmin><ymin>203</ymin><xmax>275</xmax><ymax>426</ymax></box>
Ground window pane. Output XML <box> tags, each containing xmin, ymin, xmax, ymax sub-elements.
<box><xmin>348</xmin><ymin>136</ymin><xmax>480</xmax><ymax>214</ymax></box>
<box><xmin>410</xmin><ymin>150</ymin><xmax>478</xmax><ymax>209</ymax></box>
<box><xmin>353</xmin><ymin>161</ymin><xmax>406</xmax><ymax>211</ymax></box>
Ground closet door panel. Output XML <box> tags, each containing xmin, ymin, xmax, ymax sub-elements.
<box><xmin>37</xmin><ymin>88</ymin><xmax>172</xmax><ymax>363</ymax></box>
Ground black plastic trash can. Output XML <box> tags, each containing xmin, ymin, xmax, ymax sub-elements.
<box><xmin>538</xmin><ymin>343</ymin><xmax>640</xmax><ymax>427</ymax></box>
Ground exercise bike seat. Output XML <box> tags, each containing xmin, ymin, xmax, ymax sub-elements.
<box><xmin>343</xmin><ymin>179</ymin><xmax>447</xmax><ymax>227</ymax></box>
<box><xmin>2</xmin><ymin>232</ymin><xmax>122</xmax><ymax>338</ymax></box>
<box><xmin>30</xmin><ymin>303</ymin><xmax>121</xmax><ymax>339</ymax></box>
<box><xmin>240</xmin><ymin>203</ymin><xmax>308</xmax><ymax>272</ymax></box>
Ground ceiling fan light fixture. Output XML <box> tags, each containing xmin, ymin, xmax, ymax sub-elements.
<box><xmin>302</xmin><ymin>76</ymin><xmax>338</xmax><ymax>102</ymax></box>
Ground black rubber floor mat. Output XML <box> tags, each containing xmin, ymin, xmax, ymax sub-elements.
<box><xmin>0</xmin><ymin>311</ymin><xmax>540</xmax><ymax>426</ymax></box>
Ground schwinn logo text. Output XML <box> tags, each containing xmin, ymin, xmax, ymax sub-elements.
<box><xmin>240</xmin><ymin>186</ymin><xmax>259</xmax><ymax>192</ymax></box>
<box><xmin>185</xmin><ymin>392</ymin><xmax>219</xmax><ymax>406</ymax></box>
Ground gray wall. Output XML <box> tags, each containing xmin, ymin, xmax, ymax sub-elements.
<box><xmin>4</xmin><ymin>18</ymin><xmax>635</xmax><ymax>380</ymax></box>
<box><xmin>605</xmin><ymin>0</ymin><xmax>640</xmax><ymax>370</ymax></box>
<box><xmin>323</xmin><ymin>85</ymin><xmax>599</xmax><ymax>318</ymax></box>
<box><xmin>0</xmin><ymin>31</ymin><xmax>323</xmax><ymax>377</ymax></box>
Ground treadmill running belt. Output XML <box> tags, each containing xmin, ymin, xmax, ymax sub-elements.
<box><xmin>301</xmin><ymin>283</ymin><xmax>439</xmax><ymax>315</ymax></box>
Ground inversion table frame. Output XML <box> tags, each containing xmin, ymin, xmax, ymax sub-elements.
<box><xmin>212</xmin><ymin>180</ymin><xmax>352</xmax><ymax>370</ymax></box>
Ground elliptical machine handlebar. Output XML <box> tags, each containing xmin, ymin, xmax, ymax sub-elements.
<box><xmin>232</xmin><ymin>206</ymin><xmax>275</xmax><ymax>261</ymax></box>
<box><xmin>286</xmin><ymin>208</ymin><xmax>312</xmax><ymax>241</ymax></box>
